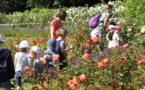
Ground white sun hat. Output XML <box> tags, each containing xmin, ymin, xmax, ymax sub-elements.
<box><xmin>0</xmin><ymin>35</ymin><xmax>4</xmax><ymax>42</ymax></box>
<box><xmin>108</xmin><ymin>25</ymin><xmax>115</xmax><ymax>30</ymax></box>
<box><xmin>19</xmin><ymin>40</ymin><xmax>30</xmax><ymax>48</ymax></box>
<box><xmin>31</xmin><ymin>46</ymin><xmax>41</xmax><ymax>59</ymax></box>
<box><xmin>90</xmin><ymin>30</ymin><xmax>102</xmax><ymax>37</ymax></box>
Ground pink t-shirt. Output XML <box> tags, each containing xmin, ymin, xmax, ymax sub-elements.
<box><xmin>50</xmin><ymin>20</ymin><xmax>62</xmax><ymax>40</ymax></box>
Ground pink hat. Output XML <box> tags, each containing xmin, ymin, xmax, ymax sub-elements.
<box><xmin>108</xmin><ymin>25</ymin><xmax>115</xmax><ymax>30</ymax></box>
<box><xmin>112</xmin><ymin>25</ymin><xmax>121</xmax><ymax>30</ymax></box>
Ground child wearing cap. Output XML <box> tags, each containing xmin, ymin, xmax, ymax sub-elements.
<box><xmin>14</xmin><ymin>40</ymin><xmax>30</xmax><ymax>90</ymax></box>
<box><xmin>0</xmin><ymin>35</ymin><xmax>15</xmax><ymax>90</ymax></box>
<box><xmin>106</xmin><ymin>25</ymin><xmax>115</xmax><ymax>48</ymax></box>
<box><xmin>112</xmin><ymin>25</ymin><xmax>122</xmax><ymax>48</ymax></box>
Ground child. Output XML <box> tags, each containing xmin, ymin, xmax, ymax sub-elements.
<box><xmin>87</xmin><ymin>29</ymin><xmax>101</xmax><ymax>54</ymax></box>
<box><xmin>50</xmin><ymin>9</ymin><xmax>67</xmax><ymax>40</ymax></box>
<box><xmin>14</xmin><ymin>40</ymin><xmax>30</xmax><ymax>90</ymax></box>
<box><xmin>28</xmin><ymin>46</ymin><xmax>43</xmax><ymax>79</ymax></box>
<box><xmin>112</xmin><ymin>25</ymin><xmax>122</xmax><ymax>48</ymax></box>
<box><xmin>106</xmin><ymin>25</ymin><xmax>115</xmax><ymax>48</ymax></box>
<box><xmin>55</xmin><ymin>27</ymin><xmax>73</xmax><ymax>69</ymax></box>
<box><xmin>0</xmin><ymin>35</ymin><xmax>15</xmax><ymax>90</ymax></box>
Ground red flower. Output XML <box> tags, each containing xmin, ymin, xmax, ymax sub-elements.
<box><xmin>24</xmin><ymin>66</ymin><xmax>31</xmax><ymax>72</ymax></box>
<box><xmin>37</xmin><ymin>29</ymin><xmax>42</xmax><ymax>33</ymax></box>
<box><xmin>138</xmin><ymin>59</ymin><xmax>145</xmax><ymax>66</ymax></box>
<box><xmin>24</xmin><ymin>33</ymin><xmax>30</xmax><ymax>38</ymax></box>
<box><xmin>123</xmin><ymin>59</ymin><xmax>128</xmax><ymax>63</ymax></box>
<box><xmin>79</xmin><ymin>74</ymin><xmax>87</xmax><ymax>82</ymax></box>
<box><xmin>76</xmin><ymin>88</ymin><xmax>81</xmax><ymax>90</ymax></box>
<box><xmin>122</xmin><ymin>43</ymin><xmax>129</xmax><ymax>49</ymax></box>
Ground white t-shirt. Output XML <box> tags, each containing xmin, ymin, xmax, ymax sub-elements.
<box><xmin>112</xmin><ymin>33</ymin><xmax>120</xmax><ymax>47</ymax></box>
<box><xmin>14</xmin><ymin>52</ymin><xmax>31</xmax><ymax>72</ymax></box>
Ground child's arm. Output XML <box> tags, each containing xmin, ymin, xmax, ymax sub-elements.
<box><xmin>60</xmin><ymin>42</ymin><xmax>73</xmax><ymax>53</ymax></box>
<box><xmin>14</xmin><ymin>53</ymin><xmax>18</xmax><ymax>67</ymax></box>
<box><xmin>106</xmin><ymin>32</ymin><xmax>109</xmax><ymax>41</ymax></box>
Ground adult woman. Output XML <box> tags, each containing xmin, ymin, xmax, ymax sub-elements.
<box><xmin>50</xmin><ymin>9</ymin><xmax>67</xmax><ymax>40</ymax></box>
<box><xmin>92</xmin><ymin>4</ymin><xmax>113</xmax><ymax>50</ymax></box>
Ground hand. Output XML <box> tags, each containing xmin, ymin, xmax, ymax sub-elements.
<box><xmin>69</xmin><ymin>44</ymin><xmax>74</xmax><ymax>49</ymax></box>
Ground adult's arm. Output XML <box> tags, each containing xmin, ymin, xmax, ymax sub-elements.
<box><xmin>104</xmin><ymin>16</ymin><xmax>109</xmax><ymax>28</ymax></box>
<box><xmin>50</xmin><ymin>26</ymin><xmax>55</xmax><ymax>39</ymax></box>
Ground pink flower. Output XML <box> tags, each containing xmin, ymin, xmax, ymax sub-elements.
<box><xmin>79</xmin><ymin>74</ymin><xmax>87</xmax><ymax>82</ymax></box>
<box><xmin>24</xmin><ymin>33</ymin><xmax>30</xmax><ymax>38</ymax></box>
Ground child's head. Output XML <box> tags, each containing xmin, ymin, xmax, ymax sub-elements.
<box><xmin>19</xmin><ymin>40</ymin><xmax>30</xmax><ymax>53</ymax></box>
<box><xmin>0</xmin><ymin>35</ymin><xmax>4</xmax><ymax>47</ymax></box>
<box><xmin>43</xmin><ymin>55</ymin><xmax>53</xmax><ymax>64</ymax></box>
<box><xmin>56</xmin><ymin>9</ymin><xmax>67</xmax><ymax>21</ymax></box>
<box><xmin>29</xmin><ymin>46</ymin><xmax>41</xmax><ymax>60</ymax></box>
<box><xmin>108</xmin><ymin>25</ymin><xmax>115</xmax><ymax>32</ymax></box>
<box><xmin>113</xmin><ymin>25</ymin><xmax>121</xmax><ymax>33</ymax></box>
<box><xmin>56</xmin><ymin>28</ymin><xmax>68</xmax><ymax>38</ymax></box>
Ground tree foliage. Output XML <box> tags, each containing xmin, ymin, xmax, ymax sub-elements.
<box><xmin>0</xmin><ymin>0</ymin><xmax>106</xmax><ymax>14</ymax></box>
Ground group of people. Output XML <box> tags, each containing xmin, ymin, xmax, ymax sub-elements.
<box><xmin>0</xmin><ymin>4</ymin><xmax>123</xmax><ymax>90</ymax></box>
<box><xmin>0</xmin><ymin>9</ymin><xmax>73</xmax><ymax>90</ymax></box>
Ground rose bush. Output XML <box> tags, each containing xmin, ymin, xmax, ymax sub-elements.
<box><xmin>1</xmin><ymin>0</ymin><xmax>145</xmax><ymax>89</ymax></box>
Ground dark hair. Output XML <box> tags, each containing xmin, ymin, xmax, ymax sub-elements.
<box><xmin>19</xmin><ymin>48</ymin><xmax>27</xmax><ymax>53</ymax></box>
<box><xmin>106</xmin><ymin>4</ymin><xmax>113</xmax><ymax>10</ymax></box>
<box><xmin>56</xmin><ymin>9</ymin><xmax>67</xmax><ymax>21</ymax></box>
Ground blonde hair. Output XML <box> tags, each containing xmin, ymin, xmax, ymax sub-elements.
<box><xmin>56</xmin><ymin>9</ymin><xmax>67</xmax><ymax>21</ymax></box>
<box><xmin>56</xmin><ymin>28</ymin><xmax>68</xmax><ymax>37</ymax></box>
<box><xmin>29</xmin><ymin>49</ymin><xmax>36</xmax><ymax>59</ymax></box>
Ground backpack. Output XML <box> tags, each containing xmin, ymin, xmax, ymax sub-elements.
<box><xmin>89</xmin><ymin>14</ymin><xmax>102</xmax><ymax>28</ymax></box>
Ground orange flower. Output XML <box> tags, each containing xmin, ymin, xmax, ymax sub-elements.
<box><xmin>82</xmin><ymin>53</ymin><xmax>89</xmax><ymax>60</ymax></box>
<box><xmin>53</xmin><ymin>54</ymin><xmax>60</xmax><ymax>61</ymax></box>
<box><xmin>102</xmin><ymin>58</ymin><xmax>110</xmax><ymax>64</ymax></box>
<box><xmin>91</xmin><ymin>36</ymin><xmax>99</xmax><ymax>43</ymax></box>
<box><xmin>98</xmin><ymin>62</ymin><xmax>106</xmax><ymax>68</ymax></box>
<box><xmin>72</xmin><ymin>77</ymin><xmax>79</xmax><ymax>85</ymax></box>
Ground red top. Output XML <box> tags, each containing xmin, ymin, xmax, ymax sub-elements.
<box><xmin>50</xmin><ymin>20</ymin><xmax>62</xmax><ymax>40</ymax></box>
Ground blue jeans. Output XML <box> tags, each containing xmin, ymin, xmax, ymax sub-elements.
<box><xmin>0</xmin><ymin>80</ymin><xmax>11</xmax><ymax>90</ymax></box>
<box><xmin>15</xmin><ymin>71</ymin><xmax>22</xmax><ymax>87</ymax></box>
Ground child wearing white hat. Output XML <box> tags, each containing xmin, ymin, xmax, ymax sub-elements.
<box><xmin>28</xmin><ymin>46</ymin><xmax>43</xmax><ymax>79</ymax></box>
<box><xmin>106</xmin><ymin>25</ymin><xmax>115</xmax><ymax>48</ymax></box>
<box><xmin>14</xmin><ymin>40</ymin><xmax>30</xmax><ymax>90</ymax></box>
